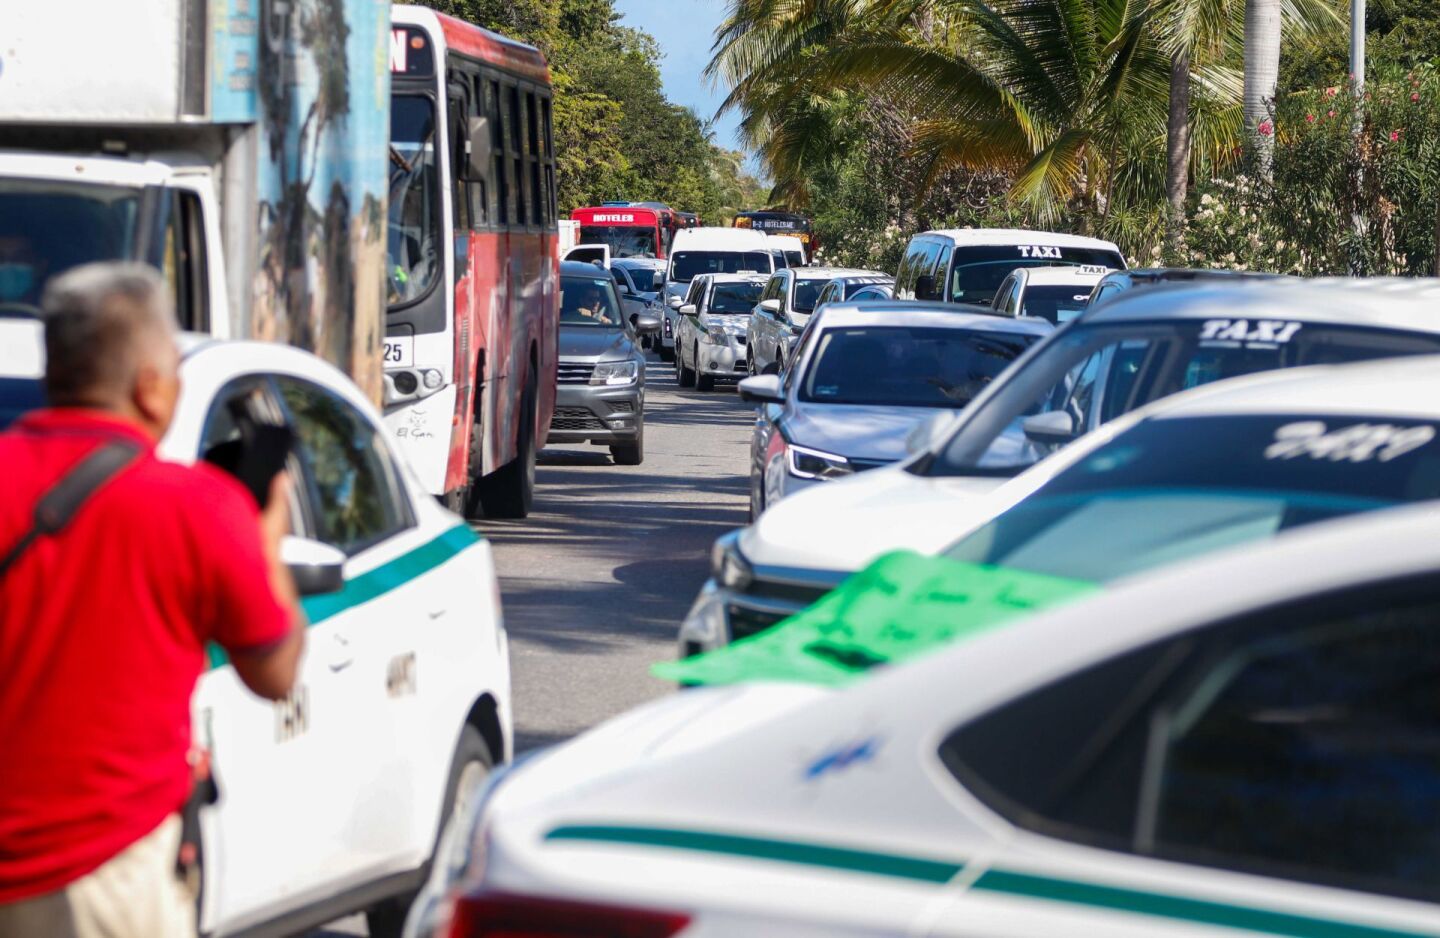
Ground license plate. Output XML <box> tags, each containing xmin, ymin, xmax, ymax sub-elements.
<box><xmin>383</xmin><ymin>337</ymin><xmax>413</xmax><ymax>367</ymax></box>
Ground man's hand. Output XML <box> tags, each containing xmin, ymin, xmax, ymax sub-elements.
<box><xmin>261</xmin><ymin>471</ymin><xmax>292</xmax><ymax>555</ymax></box>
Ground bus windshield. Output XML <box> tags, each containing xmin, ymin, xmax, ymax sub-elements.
<box><xmin>388</xmin><ymin>95</ymin><xmax>441</xmax><ymax>306</ymax></box>
<box><xmin>948</xmin><ymin>246</ymin><xmax>1124</xmax><ymax>305</ymax></box>
<box><xmin>0</xmin><ymin>180</ymin><xmax>142</xmax><ymax>318</ymax></box>
<box><xmin>670</xmin><ymin>251</ymin><xmax>772</xmax><ymax>283</ymax></box>
<box><xmin>579</xmin><ymin>225</ymin><xmax>659</xmax><ymax>259</ymax></box>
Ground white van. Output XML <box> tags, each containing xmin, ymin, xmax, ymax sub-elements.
<box><xmin>894</xmin><ymin>228</ymin><xmax>1126</xmax><ymax>306</ymax></box>
<box><xmin>660</xmin><ymin>228</ymin><xmax>773</xmax><ymax>360</ymax></box>
<box><xmin>767</xmin><ymin>234</ymin><xmax>807</xmax><ymax>267</ymax></box>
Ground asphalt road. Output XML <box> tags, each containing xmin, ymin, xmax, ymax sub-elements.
<box><xmin>484</xmin><ymin>351</ymin><xmax>754</xmax><ymax>751</ymax></box>
<box><xmin>313</xmin><ymin>352</ymin><xmax>753</xmax><ymax>936</ymax></box>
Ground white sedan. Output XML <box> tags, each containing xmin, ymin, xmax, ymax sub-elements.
<box><xmin>410</xmin><ymin>496</ymin><xmax>1440</xmax><ymax>937</ymax></box>
<box><xmin>0</xmin><ymin>319</ymin><xmax>512</xmax><ymax>937</ymax></box>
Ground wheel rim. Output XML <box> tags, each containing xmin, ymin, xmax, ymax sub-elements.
<box><xmin>452</xmin><ymin>759</ymin><xmax>488</xmax><ymax>820</ymax></box>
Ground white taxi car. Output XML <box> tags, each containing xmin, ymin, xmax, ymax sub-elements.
<box><xmin>410</xmin><ymin>500</ymin><xmax>1440</xmax><ymax>937</ymax></box>
<box><xmin>679</xmin><ymin>278</ymin><xmax>1440</xmax><ymax>655</ymax></box>
<box><xmin>0</xmin><ymin>319</ymin><xmax>512</xmax><ymax>938</ymax></box>
<box><xmin>990</xmin><ymin>263</ymin><xmax>1113</xmax><ymax>323</ymax></box>
<box><xmin>673</xmin><ymin>273</ymin><xmax>769</xmax><ymax>390</ymax></box>
<box><xmin>746</xmin><ymin>266</ymin><xmax>888</xmax><ymax>375</ymax></box>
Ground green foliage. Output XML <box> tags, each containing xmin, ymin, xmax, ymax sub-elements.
<box><xmin>414</xmin><ymin>0</ymin><xmax>766</xmax><ymax>218</ymax></box>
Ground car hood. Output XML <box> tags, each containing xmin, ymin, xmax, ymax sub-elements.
<box><xmin>742</xmin><ymin>463</ymin><xmax>1008</xmax><ymax>570</ymax></box>
<box><xmin>558</xmin><ymin>327</ymin><xmax>636</xmax><ymax>361</ymax></box>
<box><xmin>784</xmin><ymin>404</ymin><xmax>939</xmax><ymax>464</ymax></box>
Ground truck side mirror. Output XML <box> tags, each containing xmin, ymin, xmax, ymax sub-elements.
<box><xmin>466</xmin><ymin>116</ymin><xmax>492</xmax><ymax>179</ymax></box>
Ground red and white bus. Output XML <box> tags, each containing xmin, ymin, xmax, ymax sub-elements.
<box><xmin>570</xmin><ymin>205</ymin><xmax>671</xmax><ymax>259</ymax></box>
<box><xmin>386</xmin><ymin>5</ymin><xmax>559</xmax><ymax>518</ymax></box>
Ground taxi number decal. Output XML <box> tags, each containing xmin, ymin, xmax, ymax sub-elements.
<box><xmin>275</xmin><ymin>685</ymin><xmax>310</xmax><ymax>743</ymax></box>
<box><xmin>1265</xmin><ymin>421</ymin><xmax>1437</xmax><ymax>463</ymax></box>
<box><xmin>1198</xmin><ymin>319</ymin><xmax>1303</xmax><ymax>344</ymax></box>
<box><xmin>386</xmin><ymin>652</ymin><xmax>418</xmax><ymax>698</ymax></box>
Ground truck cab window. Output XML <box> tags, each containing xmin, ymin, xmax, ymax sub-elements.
<box><xmin>161</xmin><ymin>191</ymin><xmax>209</xmax><ymax>332</ymax></box>
<box><xmin>389</xmin><ymin>95</ymin><xmax>441</xmax><ymax>307</ymax></box>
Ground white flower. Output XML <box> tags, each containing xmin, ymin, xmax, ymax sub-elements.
<box><xmin>1200</xmin><ymin>194</ymin><xmax>1214</xmax><ymax>207</ymax></box>
<box><xmin>1275</xmin><ymin>240</ymin><xmax>1287</xmax><ymax>251</ymax></box>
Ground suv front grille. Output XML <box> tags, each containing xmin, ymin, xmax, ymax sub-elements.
<box><xmin>552</xmin><ymin>407</ymin><xmax>605</xmax><ymax>431</ymax></box>
<box><xmin>558</xmin><ymin>362</ymin><xmax>594</xmax><ymax>385</ymax></box>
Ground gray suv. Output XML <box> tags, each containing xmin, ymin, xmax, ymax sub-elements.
<box><xmin>552</xmin><ymin>261</ymin><xmax>660</xmax><ymax>465</ymax></box>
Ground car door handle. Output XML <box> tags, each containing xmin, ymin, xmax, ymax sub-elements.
<box><xmin>328</xmin><ymin>632</ymin><xmax>355</xmax><ymax>673</ymax></box>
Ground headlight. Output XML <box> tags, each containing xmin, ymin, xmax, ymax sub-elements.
<box><xmin>788</xmin><ymin>443</ymin><xmax>853</xmax><ymax>481</ymax></box>
<box><xmin>703</xmin><ymin>322</ymin><xmax>727</xmax><ymax>343</ymax></box>
<box><xmin>710</xmin><ymin>532</ymin><xmax>753</xmax><ymax>591</ymax></box>
<box><xmin>591</xmin><ymin>360</ymin><xmax>639</xmax><ymax>386</ymax></box>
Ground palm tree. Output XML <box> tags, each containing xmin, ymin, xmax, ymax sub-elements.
<box><xmin>1244</xmin><ymin>0</ymin><xmax>1283</xmax><ymax>178</ymax></box>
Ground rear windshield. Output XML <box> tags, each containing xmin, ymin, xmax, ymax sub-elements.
<box><xmin>711</xmin><ymin>283</ymin><xmax>762</xmax><ymax>314</ymax></box>
<box><xmin>1022</xmin><ymin>284</ymin><xmax>1095</xmax><ymax>324</ymax></box>
<box><xmin>620</xmin><ymin>266</ymin><xmax>661</xmax><ymax>291</ymax></box>
<box><xmin>670</xmin><ymin>251</ymin><xmax>772</xmax><ymax>283</ymax></box>
<box><xmin>0</xmin><ymin>377</ymin><xmax>44</xmax><ymax>430</ymax></box>
<box><xmin>802</xmin><ymin>326</ymin><xmax>1037</xmax><ymax>409</ymax></box>
<box><xmin>949</xmin><ymin>246</ymin><xmax>1124</xmax><ymax>305</ymax></box>
<box><xmin>793</xmin><ymin>277</ymin><xmax>835</xmax><ymax>314</ymax></box>
<box><xmin>946</xmin><ymin>414</ymin><xmax>1440</xmax><ymax>583</ymax></box>
<box><xmin>926</xmin><ymin>320</ymin><xmax>1440</xmax><ymax>478</ymax></box>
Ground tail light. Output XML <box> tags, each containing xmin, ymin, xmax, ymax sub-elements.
<box><xmin>449</xmin><ymin>889</ymin><xmax>690</xmax><ymax>938</ymax></box>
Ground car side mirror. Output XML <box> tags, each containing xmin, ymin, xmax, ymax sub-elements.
<box><xmin>914</xmin><ymin>274</ymin><xmax>936</xmax><ymax>299</ymax></box>
<box><xmin>466</xmin><ymin>116</ymin><xmax>492</xmax><ymax>179</ymax></box>
<box><xmin>668</xmin><ymin>295</ymin><xmax>684</xmax><ymax>309</ymax></box>
<box><xmin>680</xmin><ymin>303</ymin><xmax>697</xmax><ymax>316</ymax></box>
<box><xmin>737</xmin><ymin>374</ymin><xmax>785</xmax><ymax>404</ymax></box>
<box><xmin>758</xmin><ymin>298</ymin><xmax>781</xmax><ymax>316</ymax></box>
<box><xmin>281</xmin><ymin>535</ymin><xmax>346</xmax><ymax>597</ymax></box>
<box><xmin>1022</xmin><ymin>410</ymin><xmax>1077</xmax><ymax>447</ymax></box>
<box><xmin>632</xmin><ymin>312</ymin><xmax>662</xmax><ymax>335</ymax></box>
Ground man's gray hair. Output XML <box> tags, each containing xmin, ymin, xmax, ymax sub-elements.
<box><xmin>41</xmin><ymin>263</ymin><xmax>177</xmax><ymax>405</ymax></box>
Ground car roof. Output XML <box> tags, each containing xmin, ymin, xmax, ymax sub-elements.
<box><xmin>671</xmin><ymin>227</ymin><xmax>770</xmax><ymax>250</ymax></box>
<box><xmin>1077</xmin><ymin>277</ymin><xmax>1440</xmax><ymax>330</ymax></box>
<box><xmin>1142</xmin><ymin>353</ymin><xmax>1440</xmax><ymax>422</ymax></box>
<box><xmin>1097</xmin><ymin>267</ymin><xmax>1280</xmax><ymax>287</ymax></box>
<box><xmin>790</xmin><ymin>267</ymin><xmax>880</xmax><ymax>281</ymax></box>
<box><xmin>1017</xmin><ymin>265</ymin><xmax>1113</xmax><ymax>285</ymax></box>
<box><xmin>829</xmin><ymin>274</ymin><xmax>893</xmax><ymax>284</ymax></box>
<box><xmin>915</xmin><ymin>228</ymin><xmax>1122</xmax><ymax>253</ymax></box>
<box><xmin>560</xmin><ymin>260</ymin><xmax>613</xmax><ymax>276</ymax></box>
<box><xmin>704</xmin><ymin>273</ymin><xmax>770</xmax><ymax>285</ymax></box>
<box><xmin>612</xmin><ymin>257</ymin><xmax>665</xmax><ymax>268</ymax></box>
<box><xmin>813</xmin><ymin>302</ymin><xmax>1053</xmax><ymax>336</ymax></box>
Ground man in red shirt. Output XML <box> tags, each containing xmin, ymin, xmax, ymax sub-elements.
<box><xmin>0</xmin><ymin>264</ymin><xmax>305</xmax><ymax>938</ymax></box>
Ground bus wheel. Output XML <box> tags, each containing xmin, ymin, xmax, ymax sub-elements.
<box><xmin>459</xmin><ymin>389</ymin><xmax>486</xmax><ymax>519</ymax></box>
<box><xmin>477</xmin><ymin>371</ymin><xmax>537</xmax><ymax>518</ymax></box>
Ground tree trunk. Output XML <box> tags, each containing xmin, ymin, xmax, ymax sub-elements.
<box><xmin>1244</xmin><ymin>0</ymin><xmax>1282</xmax><ymax>181</ymax></box>
<box><xmin>1433</xmin><ymin>189</ymin><xmax>1440</xmax><ymax>276</ymax></box>
<box><xmin>1165</xmin><ymin>46</ymin><xmax>1193</xmax><ymax>261</ymax></box>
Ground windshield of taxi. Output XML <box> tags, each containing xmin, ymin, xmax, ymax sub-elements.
<box><xmin>710</xmin><ymin>282</ymin><xmax>763</xmax><ymax>314</ymax></box>
<box><xmin>670</xmin><ymin>251</ymin><xmax>772</xmax><ymax>283</ymax></box>
<box><xmin>388</xmin><ymin>95</ymin><xmax>440</xmax><ymax>306</ymax></box>
<box><xmin>560</xmin><ymin>276</ymin><xmax>624</xmax><ymax>328</ymax></box>
<box><xmin>801</xmin><ymin>326</ymin><xmax>1037</xmax><ymax>408</ymax></box>
<box><xmin>949</xmin><ymin>246</ymin><xmax>1124</xmax><ymax>304</ymax></box>
<box><xmin>925</xmin><ymin>320</ymin><xmax>1440</xmax><ymax>479</ymax></box>
<box><xmin>945</xmin><ymin>414</ymin><xmax>1440</xmax><ymax>583</ymax></box>
<box><xmin>0</xmin><ymin>180</ymin><xmax>142</xmax><ymax>318</ymax></box>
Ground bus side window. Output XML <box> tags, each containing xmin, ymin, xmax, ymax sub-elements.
<box><xmin>540</xmin><ymin>95</ymin><xmax>557</xmax><ymax>226</ymax></box>
<box><xmin>468</xmin><ymin>72</ymin><xmax>490</xmax><ymax>229</ymax></box>
<box><xmin>490</xmin><ymin>77</ymin><xmax>510</xmax><ymax>227</ymax></box>
<box><xmin>525</xmin><ymin>90</ymin><xmax>543</xmax><ymax>227</ymax></box>
<box><xmin>447</xmin><ymin>80</ymin><xmax>470</xmax><ymax>235</ymax></box>
<box><xmin>506</xmin><ymin>83</ymin><xmax>527</xmax><ymax>229</ymax></box>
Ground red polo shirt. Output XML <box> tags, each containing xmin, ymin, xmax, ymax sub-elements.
<box><xmin>0</xmin><ymin>409</ymin><xmax>292</xmax><ymax>903</ymax></box>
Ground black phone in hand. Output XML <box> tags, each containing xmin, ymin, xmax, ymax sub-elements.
<box><xmin>203</xmin><ymin>419</ymin><xmax>295</xmax><ymax>509</ymax></box>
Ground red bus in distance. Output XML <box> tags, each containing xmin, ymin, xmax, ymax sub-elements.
<box><xmin>570</xmin><ymin>206</ymin><xmax>670</xmax><ymax>259</ymax></box>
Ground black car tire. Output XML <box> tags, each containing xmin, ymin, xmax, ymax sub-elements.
<box><xmin>678</xmin><ymin>345</ymin><xmax>697</xmax><ymax>387</ymax></box>
<box><xmin>696</xmin><ymin>362</ymin><xmax>715</xmax><ymax>392</ymax></box>
<box><xmin>476</xmin><ymin>368</ymin><xmax>536</xmax><ymax>518</ymax></box>
<box><xmin>365</xmin><ymin>726</ymin><xmax>494</xmax><ymax>938</ymax></box>
<box><xmin>611</xmin><ymin>423</ymin><xmax>644</xmax><ymax>465</ymax></box>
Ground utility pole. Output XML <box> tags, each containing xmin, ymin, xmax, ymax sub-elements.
<box><xmin>1349</xmin><ymin>0</ymin><xmax>1367</xmax><ymax>274</ymax></box>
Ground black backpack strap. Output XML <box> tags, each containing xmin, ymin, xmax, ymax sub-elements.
<box><xmin>0</xmin><ymin>440</ymin><xmax>142</xmax><ymax>577</ymax></box>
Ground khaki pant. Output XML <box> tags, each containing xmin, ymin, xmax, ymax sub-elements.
<box><xmin>0</xmin><ymin>815</ymin><xmax>196</xmax><ymax>938</ymax></box>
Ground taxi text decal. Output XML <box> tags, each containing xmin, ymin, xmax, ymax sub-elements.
<box><xmin>1264</xmin><ymin>421</ymin><xmax>1437</xmax><ymax>463</ymax></box>
<box><xmin>1198</xmin><ymin>319</ymin><xmax>1303</xmax><ymax>346</ymax></box>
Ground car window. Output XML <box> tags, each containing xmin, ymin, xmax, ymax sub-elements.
<box><xmin>930</xmin><ymin>322</ymin><xmax>1440</xmax><ymax>478</ymax></box>
<box><xmin>670</xmin><ymin>250</ymin><xmax>772</xmax><ymax>282</ymax></box>
<box><xmin>199</xmin><ymin>376</ymin><xmax>314</xmax><ymax>537</ymax></box>
<box><xmin>610</xmin><ymin>268</ymin><xmax>630</xmax><ymax>293</ymax></box>
<box><xmin>0</xmin><ymin>376</ymin><xmax>44</xmax><ymax>431</ymax></box>
<box><xmin>277</xmin><ymin>377</ymin><xmax>412</xmax><ymax>554</ymax></box>
<box><xmin>940</xmin><ymin>577</ymin><xmax>1440</xmax><ymax>904</ymax></box>
<box><xmin>792</xmin><ymin>277</ymin><xmax>832</xmax><ymax>314</ymax></box>
<box><xmin>995</xmin><ymin>276</ymin><xmax>1018</xmax><ymax>313</ymax></box>
<box><xmin>802</xmin><ymin>326</ymin><xmax>1037</xmax><ymax>408</ymax></box>
<box><xmin>814</xmin><ymin>283</ymin><xmax>837</xmax><ymax>307</ymax></box>
<box><xmin>561</xmin><ymin>275</ymin><xmax>625</xmax><ymax>328</ymax></box>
